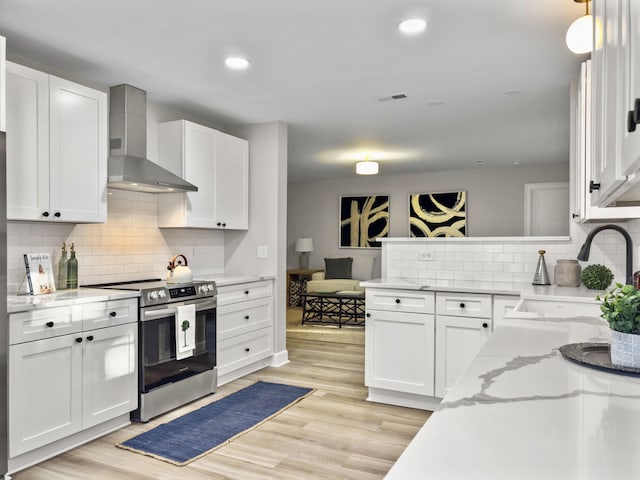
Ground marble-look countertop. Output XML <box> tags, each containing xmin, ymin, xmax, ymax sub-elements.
<box><xmin>360</xmin><ymin>277</ymin><xmax>602</xmax><ymax>300</ymax></box>
<box><xmin>7</xmin><ymin>288</ymin><xmax>140</xmax><ymax>314</ymax></box>
<box><xmin>385</xmin><ymin>315</ymin><xmax>640</xmax><ymax>479</ymax></box>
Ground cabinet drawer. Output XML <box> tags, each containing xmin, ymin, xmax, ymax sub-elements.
<box><xmin>436</xmin><ymin>292</ymin><xmax>492</xmax><ymax>318</ymax></box>
<box><xmin>218</xmin><ymin>327</ymin><xmax>273</xmax><ymax>375</ymax></box>
<box><xmin>9</xmin><ymin>305</ymin><xmax>82</xmax><ymax>345</ymax></box>
<box><xmin>217</xmin><ymin>280</ymin><xmax>273</xmax><ymax>305</ymax></box>
<box><xmin>82</xmin><ymin>298</ymin><xmax>138</xmax><ymax>330</ymax></box>
<box><xmin>218</xmin><ymin>298</ymin><xmax>273</xmax><ymax>341</ymax></box>
<box><xmin>366</xmin><ymin>289</ymin><xmax>434</xmax><ymax>314</ymax></box>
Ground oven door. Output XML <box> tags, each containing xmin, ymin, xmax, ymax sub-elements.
<box><xmin>140</xmin><ymin>298</ymin><xmax>216</xmax><ymax>393</ymax></box>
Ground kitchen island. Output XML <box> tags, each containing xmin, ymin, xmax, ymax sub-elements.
<box><xmin>385</xmin><ymin>314</ymin><xmax>640</xmax><ymax>479</ymax></box>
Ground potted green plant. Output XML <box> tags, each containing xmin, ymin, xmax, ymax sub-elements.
<box><xmin>597</xmin><ymin>283</ymin><xmax>640</xmax><ymax>368</ymax></box>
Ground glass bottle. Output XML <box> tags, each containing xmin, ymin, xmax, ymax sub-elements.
<box><xmin>67</xmin><ymin>243</ymin><xmax>78</xmax><ymax>289</ymax></box>
<box><xmin>57</xmin><ymin>242</ymin><xmax>68</xmax><ymax>290</ymax></box>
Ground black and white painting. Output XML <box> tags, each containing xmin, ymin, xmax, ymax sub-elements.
<box><xmin>340</xmin><ymin>195</ymin><xmax>389</xmax><ymax>248</ymax></box>
<box><xmin>409</xmin><ymin>191</ymin><xmax>467</xmax><ymax>237</ymax></box>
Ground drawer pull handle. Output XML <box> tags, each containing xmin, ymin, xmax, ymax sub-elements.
<box><xmin>46</xmin><ymin>321</ymin><xmax>54</xmax><ymax>328</ymax></box>
<box><xmin>482</xmin><ymin>322</ymin><xmax>489</xmax><ymax>329</ymax></box>
<box><xmin>395</xmin><ymin>298</ymin><xmax>401</xmax><ymax>304</ymax></box>
<box><xmin>86</xmin><ymin>335</ymin><xmax>94</xmax><ymax>341</ymax></box>
<box><xmin>110</xmin><ymin>311</ymin><xmax>117</xmax><ymax>317</ymax></box>
<box><xmin>54</xmin><ymin>212</ymin><xmax>61</xmax><ymax>218</ymax></box>
<box><xmin>245</xmin><ymin>347</ymin><xmax>250</xmax><ymax>352</ymax></box>
<box><xmin>244</xmin><ymin>290</ymin><xmax>250</xmax><ymax>295</ymax></box>
<box><xmin>460</xmin><ymin>302</ymin><xmax>466</xmax><ymax>308</ymax></box>
<box><xmin>366</xmin><ymin>313</ymin><xmax>371</xmax><ymax>318</ymax></box>
<box><xmin>42</xmin><ymin>211</ymin><xmax>49</xmax><ymax>217</ymax></box>
<box><xmin>75</xmin><ymin>337</ymin><xmax>83</xmax><ymax>343</ymax></box>
<box><xmin>244</xmin><ymin>315</ymin><xmax>250</xmax><ymax>320</ymax></box>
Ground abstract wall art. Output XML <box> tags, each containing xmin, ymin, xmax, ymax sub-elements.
<box><xmin>339</xmin><ymin>195</ymin><xmax>389</xmax><ymax>248</ymax></box>
<box><xmin>409</xmin><ymin>191</ymin><xmax>467</xmax><ymax>237</ymax></box>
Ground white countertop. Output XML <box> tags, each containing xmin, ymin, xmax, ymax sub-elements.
<box><xmin>7</xmin><ymin>288</ymin><xmax>140</xmax><ymax>314</ymax></box>
<box><xmin>194</xmin><ymin>274</ymin><xmax>275</xmax><ymax>287</ymax></box>
<box><xmin>360</xmin><ymin>277</ymin><xmax>602</xmax><ymax>299</ymax></box>
<box><xmin>385</xmin><ymin>315</ymin><xmax>640</xmax><ymax>479</ymax></box>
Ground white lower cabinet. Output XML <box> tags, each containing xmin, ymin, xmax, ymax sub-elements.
<box><xmin>8</xmin><ymin>298</ymin><xmax>138</xmax><ymax>462</ymax></box>
<box><xmin>216</xmin><ymin>280</ymin><xmax>274</xmax><ymax>385</ymax></box>
<box><xmin>365</xmin><ymin>309</ymin><xmax>435</xmax><ymax>396</ymax></box>
<box><xmin>366</xmin><ymin>288</ymin><xmax>516</xmax><ymax>409</ymax></box>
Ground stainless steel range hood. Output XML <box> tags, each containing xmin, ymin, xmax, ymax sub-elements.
<box><xmin>108</xmin><ymin>84</ymin><xmax>198</xmax><ymax>193</ymax></box>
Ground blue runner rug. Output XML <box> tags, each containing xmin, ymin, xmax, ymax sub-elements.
<box><xmin>118</xmin><ymin>381</ymin><xmax>314</xmax><ymax>465</ymax></box>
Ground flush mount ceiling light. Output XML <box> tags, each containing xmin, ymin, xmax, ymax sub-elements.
<box><xmin>356</xmin><ymin>156</ymin><xmax>379</xmax><ymax>175</ymax></box>
<box><xmin>225</xmin><ymin>56</ymin><xmax>250</xmax><ymax>70</ymax></box>
<box><xmin>566</xmin><ymin>0</ymin><xmax>593</xmax><ymax>54</ymax></box>
<box><xmin>398</xmin><ymin>18</ymin><xmax>427</xmax><ymax>35</ymax></box>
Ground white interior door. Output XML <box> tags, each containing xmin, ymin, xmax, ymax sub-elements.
<box><xmin>524</xmin><ymin>182</ymin><xmax>570</xmax><ymax>236</ymax></box>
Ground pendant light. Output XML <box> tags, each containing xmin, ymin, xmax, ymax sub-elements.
<box><xmin>566</xmin><ymin>0</ymin><xmax>593</xmax><ymax>54</ymax></box>
<box><xmin>356</xmin><ymin>155</ymin><xmax>379</xmax><ymax>175</ymax></box>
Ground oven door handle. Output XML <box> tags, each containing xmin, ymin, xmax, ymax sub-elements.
<box><xmin>142</xmin><ymin>299</ymin><xmax>217</xmax><ymax>322</ymax></box>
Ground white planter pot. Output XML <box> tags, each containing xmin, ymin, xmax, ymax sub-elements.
<box><xmin>609</xmin><ymin>329</ymin><xmax>640</xmax><ymax>368</ymax></box>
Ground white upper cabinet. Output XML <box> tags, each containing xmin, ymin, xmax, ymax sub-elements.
<box><xmin>157</xmin><ymin>119</ymin><xmax>249</xmax><ymax>230</ymax></box>
<box><xmin>589</xmin><ymin>0</ymin><xmax>640</xmax><ymax>207</ymax></box>
<box><xmin>6</xmin><ymin>62</ymin><xmax>107</xmax><ymax>222</ymax></box>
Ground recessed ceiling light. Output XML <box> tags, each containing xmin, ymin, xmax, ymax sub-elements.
<box><xmin>427</xmin><ymin>100</ymin><xmax>445</xmax><ymax>107</ymax></box>
<box><xmin>225</xmin><ymin>56</ymin><xmax>250</xmax><ymax>70</ymax></box>
<box><xmin>398</xmin><ymin>18</ymin><xmax>427</xmax><ymax>35</ymax></box>
<box><xmin>475</xmin><ymin>160</ymin><xmax>485</xmax><ymax>164</ymax></box>
<box><xmin>513</xmin><ymin>161</ymin><xmax>521</xmax><ymax>166</ymax></box>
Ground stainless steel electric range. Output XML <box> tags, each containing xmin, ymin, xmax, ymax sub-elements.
<box><xmin>83</xmin><ymin>279</ymin><xmax>217</xmax><ymax>422</ymax></box>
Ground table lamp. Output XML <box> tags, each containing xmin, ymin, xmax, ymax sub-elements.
<box><xmin>295</xmin><ymin>237</ymin><xmax>313</xmax><ymax>269</ymax></box>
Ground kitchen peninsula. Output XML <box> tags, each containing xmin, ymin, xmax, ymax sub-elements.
<box><xmin>385</xmin><ymin>313</ymin><xmax>640</xmax><ymax>479</ymax></box>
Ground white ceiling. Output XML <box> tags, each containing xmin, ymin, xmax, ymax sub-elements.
<box><xmin>0</xmin><ymin>0</ymin><xmax>587</xmax><ymax>182</ymax></box>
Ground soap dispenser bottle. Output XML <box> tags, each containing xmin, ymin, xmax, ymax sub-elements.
<box><xmin>57</xmin><ymin>242</ymin><xmax>68</xmax><ymax>290</ymax></box>
<box><xmin>67</xmin><ymin>243</ymin><xmax>78</xmax><ymax>289</ymax></box>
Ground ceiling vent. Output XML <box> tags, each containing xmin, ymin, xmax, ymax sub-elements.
<box><xmin>374</xmin><ymin>93</ymin><xmax>408</xmax><ymax>102</ymax></box>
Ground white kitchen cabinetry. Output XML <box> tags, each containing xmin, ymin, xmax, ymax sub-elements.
<box><xmin>6</xmin><ymin>61</ymin><xmax>107</xmax><ymax>223</ymax></box>
<box><xmin>589</xmin><ymin>0</ymin><xmax>640</xmax><ymax>207</ymax></box>
<box><xmin>157</xmin><ymin>119</ymin><xmax>249</xmax><ymax>230</ymax></box>
<box><xmin>365</xmin><ymin>288</ymin><xmax>437</xmax><ymax>410</ymax></box>
<box><xmin>217</xmin><ymin>280</ymin><xmax>273</xmax><ymax>385</ymax></box>
<box><xmin>8</xmin><ymin>298</ymin><xmax>137</xmax><ymax>462</ymax></box>
<box><xmin>434</xmin><ymin>292</ymin><xmax>492</xmax><ymax>398</ymax></box>
<box><xmin>492</xmin><ymin>294</ymin><xmax>520</xmax><ymax>330</ymax></box>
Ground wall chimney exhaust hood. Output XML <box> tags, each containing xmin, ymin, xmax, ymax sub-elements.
<box><xmin>107</xmin><ymin>84</ymin><xmax>198</xmax><ymax>193</ymax></box>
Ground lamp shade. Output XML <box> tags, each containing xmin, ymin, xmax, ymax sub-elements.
<box><xmin>566</xmin><ymin>14</ymin><xmax>593</xmax><ymax>54</ymax></box>
<box><xmin>295</xmin><ymin>237</ymin><xmax>314</xmax><ymax>252</ymax></box>
<box><xmin>356</xmin><ymin>161</ymin><xmax>379</xmax><ymax>175</ymax></box>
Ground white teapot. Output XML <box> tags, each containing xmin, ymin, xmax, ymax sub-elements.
<box><xmin>166</xmin><ymin>254</ymin><xmax>193</xmax><ymax>284</ymax></box>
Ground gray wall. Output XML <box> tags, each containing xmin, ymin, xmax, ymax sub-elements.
<box><xmin>287</xmin><ymin>162</ymin><xmax>569</xmax><ymax>271</ymax></box>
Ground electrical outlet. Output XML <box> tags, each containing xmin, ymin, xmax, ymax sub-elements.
<box><xmin>419</xmin><ymin>251</ymin><xmax>434</xmax><ymax>261</ymax></box>
<box><xmin>257</xmin><ymin>245</ymin><xmax>268</xmax><ymax>258</ymax></box>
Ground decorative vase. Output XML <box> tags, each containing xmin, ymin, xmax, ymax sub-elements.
<box><xmin>609</xmin><ymin>329</ymin><xmax>640</xmax><ymax>368</ymax></box>
<box><xmin>554</xmin><ymin>259</ymin><xmax>582</xmax><ymax>287</ymax></box>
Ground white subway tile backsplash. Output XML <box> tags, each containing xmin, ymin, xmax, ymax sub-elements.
<box><xmin>7</xmin><ymin>189</ymin><xmax>226</xmax><ymax>294</ymax></box>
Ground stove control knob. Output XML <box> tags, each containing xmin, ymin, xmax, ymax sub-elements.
<box><xmin>149</xmin><ymin>291</ymin><xmax>159</xmax><ymax>300</ymax></box>
<box><xmin>207</xmin><ymin>284</ymin><xmax>214</xmax><ymax>292</ymax></box>
<box><xmin>158</xmin><ymin>290</ymin><xmax>166</xmax><ymax>298</ymax></box>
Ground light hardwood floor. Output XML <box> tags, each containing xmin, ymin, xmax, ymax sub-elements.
<box><xmin>12</xmin><ymin>337</ymin><xmax>430</xmax><ymax>480</ymax></box>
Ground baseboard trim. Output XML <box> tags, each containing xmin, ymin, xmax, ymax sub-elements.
<box><xmin>271</xmin><ymin>349</ymin><xmax>289</xmax><ymax>367</ymax></box>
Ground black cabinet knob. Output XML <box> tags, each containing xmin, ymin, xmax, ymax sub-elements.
<box><xmin>482</xmin><ymin>322</ymin><xmax>489</xmax><ymax>328</ymax></box>
<box><xmin>244</xmin><ymin>290</ymin><xmax>250</xmax><ymax>295</ymax></box>
<box><xmin>46</xmin><ymin>321</ymin><xmax>54</xmax><ymax>328</ymax></box>
<box><xmin>42</xmin><ymin>211</ymin><xmax>49</xmax><ymax>217</ymax></box>
<box><xmin>589</xmin><ymin>181</ymin><xmax>601</xmax><ymax>193</ymax></box>
<box><xmin>244</xmin><ymin>315</ymin><xmax>250</xmax><ymax>320</ymax></box>
<box><xmin>395</xmin><ymin>298</ymin><xmax>401</xmax><ymax>304</ymax></box>
<box><xmin>460</xmin><ymin>303</ymin><xmax>466</xmax><ymax>308</ymax></box>
<box><xmin>54</xmin><ymin>212</ymin><xmax>61</xmax><ymax>218</ymax></box>
<box><xmin>86</xmin><ymin>335</ymin><xmax>94</xmax><ymax>341</ymax></box>
<box><xmin>245</xmin><ymin>347</ymin><xmax>250</xmax><ymax>352</ymax></box>
<box><xmin>366</xmin><ymin>313</ymin><xmax>371</xmax><ymax>318</ymax></box>
<box><xmin>110</xmin><ymin>311</ymin><xmax>117</xmax><ymax>317</ymax></box>
<box><xmin>222</xmin><ymin>223</ymin><xmax>227</xmax><ymax>227</ymax></box>
<box><xmin>216</xmin><ymin>222</ymin><xmax>222</xmax><ymax>226</ymax></box>
<box><xmin>572</xmin><ymin>213</ymin><xmax>579</xmax><ymax>218</ymax></box>
<box><xmin>75</xmin><ymin>337</ymin><xmax>83</xmax><ymax>343</ymax></box>
<box><xmin>634</xmin><ymin>98</ymin><xmax>640</xmax><ymax>123</ymax></box>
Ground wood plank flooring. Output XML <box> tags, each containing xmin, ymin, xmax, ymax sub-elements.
<box><xmin>12</xmin><ymin>336</ymin><xmax>431</xmax><ymax>480</ymax></box>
